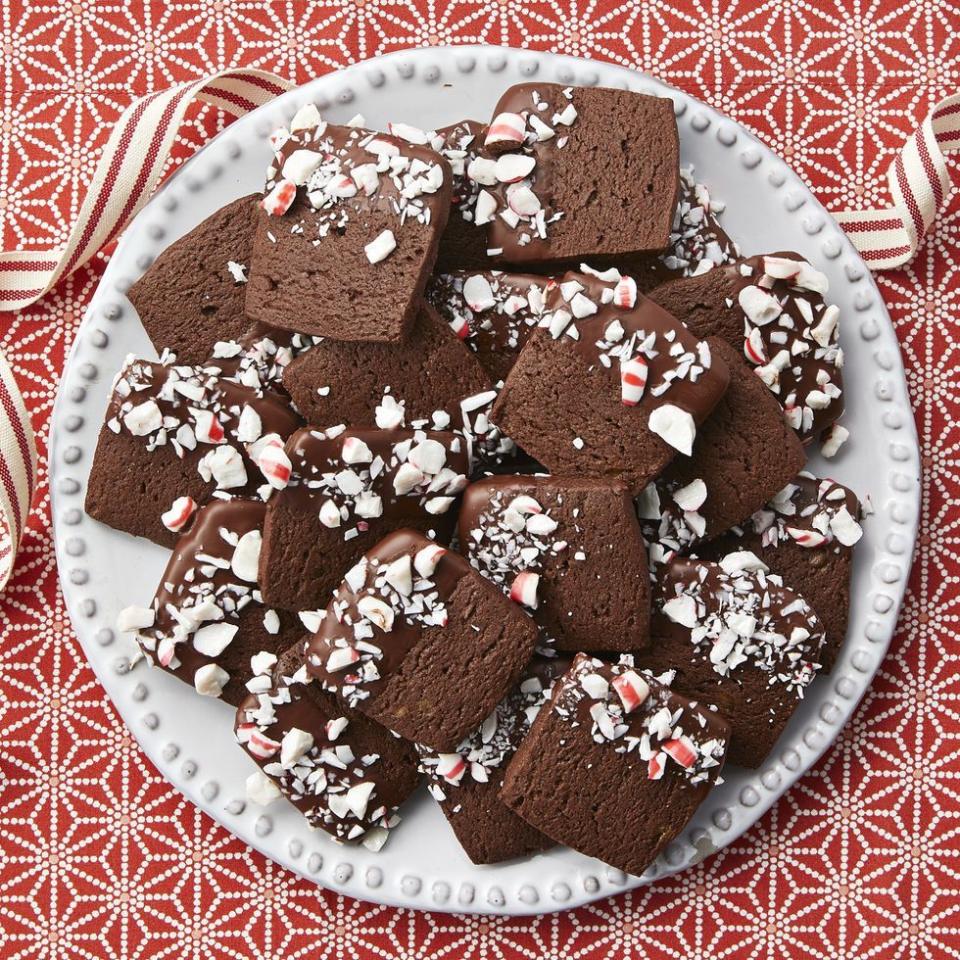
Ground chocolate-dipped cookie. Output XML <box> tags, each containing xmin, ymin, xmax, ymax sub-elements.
<box><xmin>697</xmin><ymin>474</ymin><xmax>863</xmax><ymax>671</ymax></box>
<box><xmin>259</xmin><ymin>425</ymin><xmax>469</xmax><ymax>612</ymax></box>
<box><xmin>459</xmin><ymin>475</ymin><xmax>650</xmax><ymax>652</ymax></box>
<box><xmin>427</xmin><ymin>269</ymin><xmax>552</xmax><ymax>383</ymax></box>
<box><xmin>622</xmin><ymin>167</ymin><xmax>740</xmax><ymax>292</ymax></box>
<box><xmin>128</xmin><ymin>194</ymin><xmax>259</xmax><ymax>365</ymax></box>
<box><xmin>648</xmin><ymin>252</ymin><xmax>844</xmax><ymax>442</ymax></box>
<box><xmin>638</xmin><ymin>337</ymin><xmax>807</xmax><ymax>568</ymax></box>
<box><xmin>235</xmin><ymin>643</ymin><xmax>420</xmax><ymax>845</ymax></box>
<box><xmin>500</xmin><ymin>653</ymin><xmax>729</xmax><ymax>876</ymax></box>
<box><xmin>245</xmin><ymin>106</ymin><xmax>452</xmax><ymax>342</ymax></box>
<box><xmin>432</xmin><ymin>119</ymin><xmax>490</xmax><ymax>271</ymax></box>
<box><xmin>417</xmin><ymin>656</ymin><xmax>565</xmax><ymax>864</ymax></box>
<box><xmin>490</xmin><ymin>267</ymin><xmax>730</xmax><ymax>492</ymax></box>
<box><xmin>304</xmin><ymin>529</ymin><xmax>538</xmax><ymax>752</ymax></box>
<box><xmin>116</xmin><ymin>498</ymin><xmax>304</xmax><ymax>707</ymax></box>
<box><xmin>637</xmin><ymin>553</ymin><xmax>826</xmax><ymax>767</ymax></box>
<box><xmin>85</xmin><ymin>356</ymin><xmax>302</xmax><ymax>547</ymax></box>
<box><xmin>474</xmin><ymin>83</ymin><xmax>679</xmax><ymax>265</ymax></box>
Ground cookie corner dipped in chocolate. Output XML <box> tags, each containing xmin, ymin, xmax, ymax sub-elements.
<box><xmin>478</xmin><ymin>83</ymin><xmax>679</xmax><ymax>265</ymax></box>
<box><xmin>245</xmin><ymin>106</ymin><xmax>453</xmax><ymax>342</ymax></box>
<box><xmin>500</xmin><ymin>653</ymin><xmax>729</xmax><ymax>876</ymax></box>
<box><xmin>491</xmin><ymin>267</ymin><xmax>730</xmax><ymax>492</ymax></box>
<box><xmin>304</xmin><ymin>528</ymin><xmax>538</xmax><ymax>752</ymax></box>
<box><xmin>459</xmin><ymin>474</ymin><xmax>650</xmax><ymax>652</ymax></box>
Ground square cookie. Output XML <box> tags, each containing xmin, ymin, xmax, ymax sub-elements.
<box><xmin>638</xmin><ymin>337</ymin><xmax>807</xmax><ymax>567</ymax></box>
<box><xmin>476</xmin><ymin>84</ymin><xmax>679</xmax><ymax>265</ymax></box>
<box><xmin>459</xmin><ymin>475</ymin><xmax>650</xmax><ymax>652</ymax></box>
<box><xmin>500</xmin><ymin>653</ymin><xmax>730</xmax><ymax>876</ymax></box>
<box><xmin>648</xmin><ymin>252</ymin><xmax>844</xmax><ymax>442</ymax></box>
<box><xmin>245</xmin><ymin>107</ymin><xmax>452</xmax><ymax>341</ymax></box>
<box><xmin>116</xmin><ymin>498</ymin><xmax>304</xmax><ymax>708</ymax></box>
<box><xmin>236</xmin><ymin>643</ymin><xmax>421</xmax><ymax>845</ymax></box>
<box><xmin>427</xmin><ymin>269</ymin><xmax>552</xmax><ymax>384</ymax></box>
<box><xmin>128</xmin><ymin>193</ymin><xmax>259</xmax><ymax>365</ymax></box>
<box><xmin>697</xmin><ymin>473</ymin><xmax>863</xmax><ymax>671</ymax></box>
<box><xmin>416</xmin><ymin>656</ymin><xmax>566</xmax><ymax>864</ymax></box>
<box><xmin>490</xmin><ymin>268</ymin><xmax>730</xmax><ymax>492</ymax></box>
<box><xmin>637</xmin><ymin>553</ymin><xmax>827</xmax><ymax>767</ymax></box>
<box><xmin>304</xmin><ymin>528</ymin><xmax>538</xmax><ymax>752</ymax></box>
<box><xmin>85</xmin><ymin>357</ymin><xmax>302</xmax><ymax>547</ymax></box>
<box><xmin>259</xmin><ymin>425</ymin><xmax>470</xmax><ymax>612</ymax></box>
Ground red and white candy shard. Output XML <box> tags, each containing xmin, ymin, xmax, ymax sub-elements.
<box><xmin>257</xmin><ymin>441</ymin><xmax>292</xmax><ymax>490</ymax></box>
<box><xmin>613</xmin><ymin>275</ymin><xmax>637</xmax><ymax>309</ymax></box>
<box><xmin>506</xmin><ymin>183</ymin><xmax>541</xmax><ymax>217</ymax></box>
<box><xmin>161</xmin><ymin>496</ymin><xmax>197</xmax><ymax>533</ymax></box>
<box><xmin>663</xmin><ymin>736</ymin><xmax>698</xmax><ymax>768</ymax></box>
<box><xmin>462</xmin><ymin>274</ymin><xmax>495</xmax><ymax>312</ymax></box>
<box><xmin>414</xmin><ymin>543</ymin><xmax>446</xmax><ymax>578</ymax></box>
<box><xmin>326</xmin><ymin>646</ymin><xmax>361</xmax><ymax>672</ymax></box>
<box><xmin>247</xmin><ymin>729</ymin><xmax>281</xmax><ymax>759</ymax></box>
<box><xmin>435</xmin><ymin>753</ymin><xmax>467</xmax><ymax>785</ymax></box>
<box><xmin>495</xmin><ymin>153</ymin><xmax>536</xmax><ymax>183</ymax></box>
<box><xmin>648</xmin><ymin>403</ymin><xmax>696</xmax><ymax>455</ymax></box>
<box><xmin>191</xmin><ymin>408</ymin><xmax>225</xmax><ymax>444</ymax></box>
<box><xmin>262</xmin><ymin>179</ymin><xmax>297</xmax><ymax>217</ymax></box>
<box><xmin>509</xmin><ymin>571</ymin><xmax>539</xmax><ymax>609</ymax></box>
<box><xmin>611</xmin><ymin>670</ymin><xmax>650</xmax><ymax>714</ymax></box>
<box><xmin>647</xmin><ymin>752</ymin><xmax>666</xmax><ymax>780</ymax></box>
<box><xmin>620</xmin><ymin>355</ymin><xmax>649</xmax><ymax>406</ymax></box>
<box><xmin>744</xmin><ymin>327</ymin><xmax>767</xmax><ymax>364</ymax></box>
<box><xmin>485</xmin><ymin>112</ymin><xmax>526</xmax><ymax>147</ymax></box>
<box><xmin>738</xmin><ymin>285</ymin><xmax>782</xmax><ymax>325</ymax></box>
<box><xmin>785</xmin><ymin>526</ymin><xmax>829</xmax><ymax>548</ymax></box>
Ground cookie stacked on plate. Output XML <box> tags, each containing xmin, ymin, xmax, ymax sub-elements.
<box><xmin>95</xmin><ymin>82</ymin><xmax>864</xmax><ymax>878</ymax></box>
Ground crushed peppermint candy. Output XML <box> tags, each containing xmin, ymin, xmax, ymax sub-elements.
<box><xmin>261</xmin><ymin>108</ymin><xmax>447</xmax><ymax>266</ymax></box>
<box><xmin>236</xmin><ymin>652</ymin><xmax>403</xmax><ymax>843</ymax></box>
<box><xmin>656</xmin><ymin>556</ymin><xmax>826</xmax><ymax>696</ymax></box>
<box><xmin>552</xmin><ymin>654</ymin><xmax>728</xmax><ymax>786</ymax></box>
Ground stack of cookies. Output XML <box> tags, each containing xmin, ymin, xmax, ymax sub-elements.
<box><xmin>98</xmin><ymin>82</ymin><xmax>863</xmax><ymax>878</ymax></box>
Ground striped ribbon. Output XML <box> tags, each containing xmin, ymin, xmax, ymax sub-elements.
<box><xmin>0</xmin><ymin>351</ymin><xmax>37</xmax><ymax>591</ymax></box>
<box><xmin>835</xmin><ymin>92</ymin><xmax>960</xmax><ymax>268</ymax></box>
<box><xmin>0</xmin><ymin>71</ymin><xmax>954</xmax><ymax>593</ymax></box>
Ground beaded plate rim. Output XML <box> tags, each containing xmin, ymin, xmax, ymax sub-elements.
<box><xmin>49</xmin><ymin>44</ymin><xmax>920</xmax><ymax>916</ymax></box>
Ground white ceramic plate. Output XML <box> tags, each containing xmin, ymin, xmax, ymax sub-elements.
<box><xmin>50</xmin><ymin>45</ymin><xmax>920</xmax><ymax>916</ymax></box>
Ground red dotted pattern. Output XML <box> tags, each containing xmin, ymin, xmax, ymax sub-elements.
<box><xmin>0</xmin><ymin>3</ymin><xmax>958</xmax><ymax>958</ymax></box>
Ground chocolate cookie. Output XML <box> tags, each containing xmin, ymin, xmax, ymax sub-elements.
<box><xmin>500</xmin><ymin>653</ymin><xmax>730</xmax><ymax>876</ymax></box>
<box><xmin>128</xmin><ymin>194</ymin><xmax>259</xmax><ymax>365</ymax></box>
<box><xmin>115</xmin><ymin>498</ymin><xmax>304</xmax><ymax>707</ymax></box>
<box><xmin>304</xmin><ymin>528</ymin><xmax>538</xmax><ymax>752</ymax></box>
<box><xmin>697</xmin><ymin>474</ymin><xmax>863</xmax><ymax>671</ymax></box>
<box><xmin>205</xmin><ymin>323</ymin><xmax>321</xmax><ymax>397</ymax></box>
<box><xmin>427</xmin><ymin>270</ymin><xmax>551</xmax><ymax>383</ymax></box>
<box><xmin>459</xmin><ymin>475</ymin><xmax>650</xmax><ymax>652</ymax></box>
<box><xmin>281</xmin><ymin>300</ymin><xmax>491</xmax><ymax>430</ymax></box>
<box><xmin>475</xmin><ymin>84</ymin><xmax>678</xmax><ymax>265</ymax></box>
<box><xmin>648</xmin><ymin>252</ymin><xmax>844</xmax><ymax>442</ymax></box>
<box><xmin>245</xmin><ymin>107</ymin><xmax>452</xmax><ymax>341</ymax></box>
<box><xmin>622</xmin><ymin>167</ymin><xmax>740</xmax><ymax>293</ymax></box>
<box><xmin>417</xmin><ymin>656</ymin><xmax>565</xmax><ymax>864</ymax></box>
<box><xmin>432</xmin><ymin>119</ymin><xmax>490</xmax><ymax>271</ymax></box>
<box><xmin>490</xmin><ymin>268</ymin><xmax>730</xmax><ymax>492</ymax></box>
<box><xmin>235</xmin><ymin>643</ymin><xmax>421</xmax><ymax>845</ymax></box>
<box><xmin>637</xmin><ymin>553</ymin><xmax>826</xmax><ymax>768</ymax></box>
<box><xmin>638</xmin><ymin>337</ymin><xmax>807</xmax><ymax>567</ymax></box>
<box><xmin>85</xmin><ymin>357</ymin><xmax>302</xmax><ymax>547</ymax></box>
<box><xmin>259</xmin><ymin>425</ymin><xmax>469</xmax><ymax>612</ymax></box>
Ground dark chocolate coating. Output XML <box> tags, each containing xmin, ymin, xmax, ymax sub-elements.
<box><xmin>305</xmin><ymin>528</ymin><xmax>538</xmax><ymax>752</ymax></box>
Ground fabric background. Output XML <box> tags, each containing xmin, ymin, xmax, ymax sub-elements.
<box><xmin>0</xmin><ymin>3</ymin><xmax>957</xmax><ymax>958</ymax></box>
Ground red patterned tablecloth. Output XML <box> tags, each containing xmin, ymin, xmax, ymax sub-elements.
<box><xmin>0</xmin><ymin>3</ymin><xmax>956</xmax><ymax>958</ymax></box>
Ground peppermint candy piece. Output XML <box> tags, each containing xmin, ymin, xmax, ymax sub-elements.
<box><xmin>256</xmin><ymin>442</ymin><xmax>292</xmax><ymax>490</ymax></box>
<box><xmin>620</xmin><ymin>355</ymin><xmax>649</xmax><ymax>406</ymax></box>
<box><xmin>648</xmin><ymin>403</ymin><xmax>696</xmax><ymax>455</ymax></box>
<box><xmin>612</xmin><ymin>670</ymin><xmax>650</xmax><ymax>713</ymax></box>
<box><xmin>261</xmin><ymin>179</ymin><xmax>297</xmax><ymax>217</ymax></box>
<box><xmin>161</xmin><ymin>496</ymin><xmax>197</xmax><ymax>533</ymax></box>
<box><xmin>194</xmin><ymin>662</ymin><xmax>230</xmax><ymax>697</ymax></box>
<box><xmin>509</xmin><ymin>571</ymin><xmax>539</xmax><ymax>609</ymax></box>
<box><xmin>485</xmin><ymin>112</ymin><xmax>526</xmax><ymax>148</ymax></box>
<box><xmin>364</xmin><ymin>229</ymin><xmax>397</xmax><ymax>265</ymax></box>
